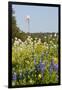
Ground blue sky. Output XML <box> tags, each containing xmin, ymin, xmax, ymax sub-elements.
<box><xmin>12</xmin><ymin>4</ymin><xmax>58</xmax><ymax>33</ymax></box>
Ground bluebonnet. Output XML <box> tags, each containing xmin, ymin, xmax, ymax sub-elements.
<box><xmin>39</xmin><ymin>59</ymin><xmax>46</xmax><ymax>80</ymax></box>
<box><xmin>39</xmin><ymin>58</ymin><xmax>45</xmax><ymax>73</ymax></box>
<box><xmin>49</xmin><ymin>58</ymin><xmax>58</xmax><ymax>74</ymax></box>
<box><xmin>53</xmin><ymin>64</ymin><xmax>58</xmax><ymax>73</ymax></box>
<box><xmin>49</xmin><ymin>64</ymin><xmax>53</xmax><ymax>73</ymax></box>
<box><xmin>35</xmin><ymin>57</ymin><xmax>42</xmax><ymax>72</ymax></box>
<box><xmin>39</xmin><ymin>62</ymin><xmax>45</xmax><ymax>73</ymax></box>
<box><xmin>49</xmin><ymin>58</ymin><xmax>54</xmax><ymax>73</ymax></box>
<box><xmin>12</xmin><ymin>72</ymin><xmax>17</xmax><ymax>80</ymax></box>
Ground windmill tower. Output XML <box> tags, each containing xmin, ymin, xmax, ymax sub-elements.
<box><xmin>24</xmin><ymin>15</ymin><xmax>30</xmax><ymax>33</ymax></box>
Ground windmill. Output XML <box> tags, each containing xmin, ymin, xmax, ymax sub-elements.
<box><xmin>24</xmin><ymin>15</ymin><xmax>30</xmax><ymax>33</ymax></box>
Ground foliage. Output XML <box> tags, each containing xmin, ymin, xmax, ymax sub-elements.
<box><xmin>12</xmin><ymin>10</ymin><xmax>28</xmax><ymax>42</ymax></box>
<box><xmin>12</xmin><ymin>34</ymin><xmax>58</xmax><ymax>86</ymax></box>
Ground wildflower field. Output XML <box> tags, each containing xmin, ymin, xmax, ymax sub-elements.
<box><xmin>12</xmin><ymin>33</ymin><xmax>59</xmax><ymax>86</ymax></box>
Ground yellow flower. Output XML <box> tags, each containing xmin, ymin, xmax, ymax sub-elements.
<box><xmin>38</xmin><ymin>74</ymin><xmax>42</xmax><ymax>79</ymax></box>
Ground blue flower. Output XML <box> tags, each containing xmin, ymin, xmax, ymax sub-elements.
<box><xmin>49</xmin><ymin>59</ymin><xmax>54</xmax><ymax>73</ymax></box>
<box><xmin>39</xmin><ymin>60</ymin><xmax>46</xmax><ymax>80</ymax></box>
<box><xmin>49</xmin><ymin>64</ymin><xmax>53</xmax><ymax>73</ymax></box>
<box><xmin>53</xmin><ymin>64</ymin><xmax>58</xmax><ymax>73</ymax></box>
<box><xmin>49</xmin><ymin>58</ymin><xmax>58</xmax><ymax>74</ymax></box>
<box><xmin>12</xmin><ymin>72</ymin><xmax>17</xmax><ymax>80</ymax></box>
<box><xmin>39</xmin><ymin>62</ymin><xmax>45</xmax><ymax>73</ymax></box>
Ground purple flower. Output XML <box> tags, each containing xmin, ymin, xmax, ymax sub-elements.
<box><xmin>49</xmin><ymin>58</ymin><xmax>58</xmax><ymax>73</ymax></box>
<box><xmin>39</xmin><ymin>61</ymin><xmax>46</xmax><ymax>80</ymax></box>
<box><xmin>12</xmin><ymin>72</ymin><xmax>17</xmax><ymax>80</ymax></box>
<box><xmin>49</xmin><ymin>64</ymin><xmax>53</xmax><ymax>73</ymax></box>
<box><xmin>53</xmin><ymin>64</ymin><xmax>58</xmax><ymax>73</ymax></box>
<box><xmin>49</xmin><ymin>58</ymin><xmax>54</xmax><ymax>73</ymax></box>
<box><xmin>39</xmin><ymin>62</ymin><xmax>45</xmax><ymax>73</ymax></box>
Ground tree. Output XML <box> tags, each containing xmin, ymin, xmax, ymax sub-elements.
<box><xmin>12</xmin><ymin>9</ymin><xmax>28</xmax><ymax>41</ymax></box>
<box><xmin>12</xmin><ymin>10</ymin><xmax>20</xmax><ymax>39</ymax></box>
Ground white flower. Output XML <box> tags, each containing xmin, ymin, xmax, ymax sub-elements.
<box><xmin>37</xmin><ymin>38</ymin><xmax>41</xmax><ymax>44</ymax></box>
<box><xmin>54</xmin><ymin>33</ymin><xmax>56</xmax><ymax>37</ymax></box>
<box><xmin>18</xmin><ymin>39</ymin><xmax>22</xmax><ymax>43</ymax></box>
<box><xmin>29</xmin><ymin>41</ymin><xmax>33</xmax><ymax>44</ymax></box>
<box><xmin>28</xmin><ymin>36</ymin><xmax>31</xmax><ymax>39</ymax></box>
<box><xmin>44</xmin><ymin>42</ymin><xmax>47</xmax><ymax>45</ymax></box>
<box><xmin>27</xmin><ymin>37</ymin><xmax>30</xmax><ymax>41</ymax></box>
<box><xmin>31</xmin><ymin>42</ymin><xmax>33</xmax><ymax>45</ymax></box>
<box><xmin>24</xmin><ymin>41</ymin><xmax>27</xmax><ymax>44</ymax></box>
<box><xmin>46</xmin><ymin>43</ymin><xmax>48</xmax><ymax>46</ymax></box>
<box><xmin>30</xmin><ymin>79</ymin><xmax>32</xmax><ymax>83</ymax></box>
<box><xmin>46</xmin><ymin>46</ymin><xmax>48</xmax><ymax>49</ymax></box>
<box><xmin>31</xmin><ymin>38</ymin><xmax>33</xmax><ymax>40</ymax></box>
<box><xmin>14</xmin><ymin>40</ymin><xmax>19</xmax><ymax>46</ymax></box>
<box><xmin>44</xmin><ymin>36</ymin><xmax>46</xmax><ymax>38</ymax></box>
<box><xmin>14</xmin><ymin>72</ymin><xmax>16</xmax><ymax>75</ymax></box>
<box><xmin>50</xmin><ymin>41</ymin><xmax>52</xmax><ymax>43</ymax></box>
<box><xmin>15</xmin><ymin>37</ymin><xmax>17</xmax><ymax>40</ymax></box>
<box><xmin>21</xmin><ymin>42</ymin><xmax>24</xmax><ymax>45</ymax></box>
<box><xmin>20</xmin><ymin>73</ymin><xmax>22</xmax><ymax>76</ymax></box>
<box><xmin>34</xmin><ymin>40</ymin><xmax>36</xmax><ymax>43</ymax></box>
<box><xmin>54</xmin><ymin>45</ymin><xmax>57</xmax><ymax>48</ymax></box>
